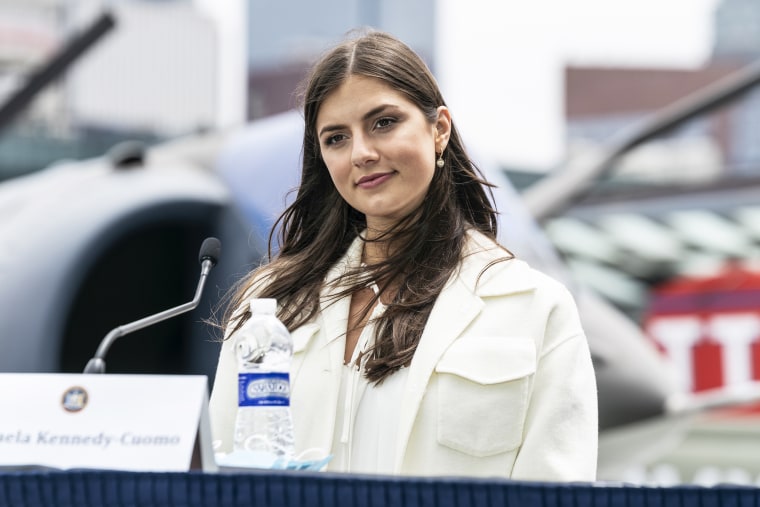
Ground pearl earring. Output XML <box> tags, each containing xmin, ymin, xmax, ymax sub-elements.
<box><xmin>436</xmin><ymin>150</ymin><xmax>445</xmax><ymax>169</ymax></box>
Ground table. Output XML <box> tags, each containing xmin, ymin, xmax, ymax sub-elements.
<box><xmin>1</xmin><ymin>469</ymin><xmax>758</xmax><ymax>507</ymax></box>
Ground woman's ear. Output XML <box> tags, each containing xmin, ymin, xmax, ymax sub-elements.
<box><xmin>434</xmin><ymin>106</ymin><xmax>452</xmax><ymax>149</ymax></box>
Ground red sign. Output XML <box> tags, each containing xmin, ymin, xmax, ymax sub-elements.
<box><xmin>644</xmin><ymin>263</ymin><xmax>760</xmax><ymax>393</ymax></box>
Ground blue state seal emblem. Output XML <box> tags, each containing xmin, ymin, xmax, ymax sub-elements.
<box><xmin>62</xmin><ymin>386</ymin><xmax>88</xmax><ymax>412</ymax></box>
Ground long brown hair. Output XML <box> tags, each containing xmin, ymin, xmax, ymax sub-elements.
<box><xmin>223</xmin><ymin>30</ymin><xmax>504</xmax><ymax>383</ymax></box>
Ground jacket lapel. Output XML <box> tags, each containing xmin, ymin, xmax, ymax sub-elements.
<box><xmin>290</xmin><ymin>236</ymin><xmax>362</xmax><ymax>453</ymax></box>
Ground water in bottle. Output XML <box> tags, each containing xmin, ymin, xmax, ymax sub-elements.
<box><xmin>233</xmin><ymin>298</ymin><xmax>295</xmax><ymax>461</ymax></box>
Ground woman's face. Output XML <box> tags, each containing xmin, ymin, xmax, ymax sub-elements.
<box><xmin>316</xmin><ymin>75</ymin><xmax>450</xmax><ymax>232</ymax></box>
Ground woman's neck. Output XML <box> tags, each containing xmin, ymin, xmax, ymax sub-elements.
<box><xmin>361</xmin><ymin>238</ymin><xmax>390</xmax><ymax>266</ymax></box>
<box><xmin>361</xmin><ymin>222</ymin><xmax>396</xmax><ymax>265</ymax></box>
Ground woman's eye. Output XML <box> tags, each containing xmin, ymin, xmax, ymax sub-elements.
<box><xmin>375</xmin><ymin>117</ymin><xmax>395</xmax><ymax>129</ymax></box>
<box><xmin>325</xmin><ymin>134</ymin><xmax>346</xmax><ymax>146</ymax></box>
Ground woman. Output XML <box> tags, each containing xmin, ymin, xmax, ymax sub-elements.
<box><xmin>210</xmin><ymin>30</ymin><xmax>597</xmax><ymax>481</ymax></box>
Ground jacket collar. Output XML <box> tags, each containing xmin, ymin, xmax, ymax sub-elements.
<box><xmin>458</xmin><ymin>229</ymin><xmax>538</xmax><ymax>297</ymax></box>
<box><xmin>296</xmin><ymin>229</ymin><xmax>539</xmax><ymax>367</ymax></box>
<box><xmin>319</xmin><ymin>234</ymin><xmax>365</xmax><ymax>345</ymax></box>
<box><xmin>324</xmin><ymin>229</ymin><xmax>538</xmax><ymax>295</ymax></box>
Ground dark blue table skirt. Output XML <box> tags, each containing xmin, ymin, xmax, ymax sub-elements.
<box><xmin>1</xmin><ymin>469</ymin><xmax>758</xmax><ymax>507</ymax></box>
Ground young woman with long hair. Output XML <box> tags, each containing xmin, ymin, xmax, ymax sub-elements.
<box><xmin>209</xmin><ymin>30</ymin><xmax>597</xmax><ymax>480</ymax></box>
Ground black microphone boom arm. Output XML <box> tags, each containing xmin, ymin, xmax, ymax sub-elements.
<box><xmin>83</xmin><ymin>237</ymin><xmax>221</xmax><ymax>374</ymax></box>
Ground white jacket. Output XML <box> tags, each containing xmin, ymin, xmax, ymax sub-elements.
<box><xmin>209</xmin><ymin>230</ymin><xmax>598</xmax><ymax>481</ymax></box>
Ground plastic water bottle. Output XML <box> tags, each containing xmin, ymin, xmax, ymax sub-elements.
<box><xmin>233</xmin><ymin>298</ymin><xmax>295</xmax><ymax>460</ymax></box>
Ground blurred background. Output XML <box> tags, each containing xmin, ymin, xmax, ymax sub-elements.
<box><xmin>3</xmin><ymin>0</ymin><xmax>760</xmax><ymax>487</ymax></box>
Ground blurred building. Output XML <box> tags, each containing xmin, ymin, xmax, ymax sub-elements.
<box><xmin>566</xmin><ymin>64</ymin><xmax>738</xmax><ymax>177</ymax></box>
<box><xmin>0</xmin><ymin>0</ymin><xmax>431</xmax><ymax>178</ymax></box>
<box><xmin>0</xmin><ymin>2</ymin><xmax>61</xmax><ymax>126</ymax></box>
<box><xmin>0</xmin><ymin>0</ymin><xmax>224</xmax><ymax>180</ymax></box>
<box><xmin>525</xmin><ymin>0</ymin><xmax>760</xmax><ymax>320</ymax></box>
<box><xmin>712</xmin><ymin>0</ymin><xmax>760</xmax><ymax>62</ymax></box>
<box><xmin>247</xmin><ymin>0</ymin><xmax>435</xmax><ymax>120</ymax></box>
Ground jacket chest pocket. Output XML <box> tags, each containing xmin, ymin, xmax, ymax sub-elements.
<box><xmin>434</xmin><ymin>335</ymin><xmax>536</xmax><ymax>457</ymax></box>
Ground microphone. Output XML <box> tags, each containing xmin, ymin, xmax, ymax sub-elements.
<box><xmin>83</xmin><ymin>237</ymin><xmax>222</xmax><ymax>374</ymax></box>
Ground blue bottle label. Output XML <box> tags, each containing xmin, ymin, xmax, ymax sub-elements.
<box><xmin>238</xmin><ymin>372</ymin><xmax>291</xmax><ymax>407</ymax></box>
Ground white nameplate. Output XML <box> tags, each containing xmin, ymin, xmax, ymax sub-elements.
<box><xmin>0</xmin><ymin>373</ymin><xmax>217</xmax><ymax>472</ymax></box>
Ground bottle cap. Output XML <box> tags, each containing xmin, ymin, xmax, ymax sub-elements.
<box><xmin>249</xmin><ymin>298</ymin><xmax>277</xmax><ymax>315</ymax></box>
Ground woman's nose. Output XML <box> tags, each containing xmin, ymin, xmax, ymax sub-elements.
<box><xmin>351</xmin><ymin>134</ymin><xmax>378</xmax><ymax>167</ymax></box>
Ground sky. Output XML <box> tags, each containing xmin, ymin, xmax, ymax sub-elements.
<box><xmin>437</xmin><ymin>0</ymin><xmax>723</xmax><ymax>169</ymax></box>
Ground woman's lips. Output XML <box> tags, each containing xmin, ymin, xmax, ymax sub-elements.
<box><xmin>356</xmin><ymin>172</ymin><xmax>393</xmax><ymax>189</ymax></box>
